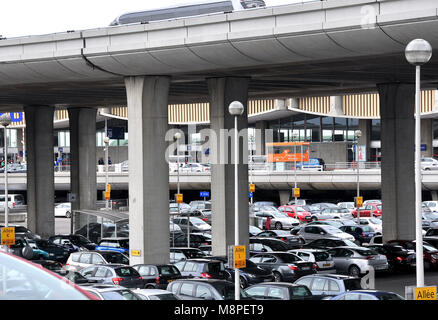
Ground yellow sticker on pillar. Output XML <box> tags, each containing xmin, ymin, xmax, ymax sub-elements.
<box><xmin>293</xmin><ymin>188</ymin><xmax>300</xmax><ymax>198</ymax></box>
<box><xmin>176</xmin><ymin>194</ymin><xmax>183</xmax><ymax>204</ymax></box>
<box><xmin>1</xmin><ymin>227</ymin><xmax>15</xmax><ymax>246</ymax></box>
<box><xmin>234</xmin><ymin>245</ymin><xmax>246</xmax><ymax>269</ymax></box>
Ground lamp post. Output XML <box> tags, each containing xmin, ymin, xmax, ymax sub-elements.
<box><xmin>405</xmin><ymin>38</ymin><xmax>432</xmax><ymax>288</ymax></box>
<box><xmin>0</xmin><ymin>114</ymin><xmax>11</xmax><ymax>232</ymax></box>
<box><xmin>354</xmin><ymin>129</ymin><xmax>362</xmax><ymax>225</ymax></box>
<box><xmin>174</xmin><ymin>132</ymin><xmax>183</xmax><ymax>247</ymax></box>
<box><xmin>229</xmin><ymin>101</ymin><xmax>244</xmax><ymax>301</ymax></box>
<box><xmin>292</xmin><ymin>132</ymin><xmax>299</xmax><ymax>204</ymax></box>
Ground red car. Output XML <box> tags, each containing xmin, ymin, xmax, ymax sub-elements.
<box><xmin>351</xmin><ymin>203</ymin><xmax>382</xmax><ymax>218</ymax></box>
<box><xmin>278</xmin><ymin>205</ymin><xmax>311</xmax><ymax>222</ymax></box>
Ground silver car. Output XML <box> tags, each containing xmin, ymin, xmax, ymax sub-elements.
<box><xmin>318</xmin><ymin>208</ymin><xmax>352</xmax><ymax>220</ymax></box>
<box><xmin>297</xmin><ymin>225</ymin><xmax>356</xmax><ymax>242</ymax></box>
<box><xmin>254</xmin><ymin>206</ymin><xmax>300</xmax><ymax>230</ymax></box>
<box><xmin>327</xmin><ymin>246</ymin><xmax>389</xmax><ymax>277</ymax></box>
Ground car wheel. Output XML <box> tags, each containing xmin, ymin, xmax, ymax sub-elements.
<box><xmin>348</xmin><ymin>265</ymin><xmax>361</xmax><ymax>277</ymax></box>
<box><xmin>239</xmin><ymin>276</ymin><xmax>247</xmax><ymax>289</ymax></box>
<box><xmin>311</xmin><ymin>216</ymin><xmax>318</xmax><ymax>222</ymax></box>
<box><xmin>273</xmin><ymin>271</ymin><xmax>282</xmax><ymax>282</ymax></box>
<box><xmin>275</xmin><ymin>222</ymin><xmax>282</xmax><ymax>230</ymax></box>
<box><xmin>144</xmin><ymin>284</ymin><xmax>155</xmax><ymax>289</ymax></box>
<box><xmin>65</xmin><ymin>211</ymin><xmax>71</xmax><ymax>218</ymax></box>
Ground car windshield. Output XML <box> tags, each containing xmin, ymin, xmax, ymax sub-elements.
<box><xmin>115</xmin><ymin>267</ymin><xmax>140</xmax><ymax>277</ymax></box>
<box><xmin>72</xmin><ymin>235</ymin><xmax>93</xmax><ymax>245</ymax></box>
<box><xmin>158</xmin><ymin>266</ymin><xmax>180</xmax><ymax>276</ymax></box>
<box><xmin>424</xmin><ymin>212</ymin><xmax>438</xmax><ymax>220</ymax></box>
<box><xmin>376</xmin><ymin>205</ymin><xmax>382</xmax><ymax>210</ymax></box>
<box><xmin>343</xmin><ymin>279</ymin><xmax>362</xmax><ymax>290</ymax></box>
<box><xmin>295</xmin><ymin>207</ymin><xmax>306</xmax><ymax>212</ymax></box>
<box><xmin>377</xmin><ymin>293</ymin><xmax>404</xmax><ymax>300</ymax></box>
<box><xmin>361</xmin><ymin>226</ymin><xmax>375</xmax><ymax>232</ymax></box>
<box><xmin>274</xmin><ymin>253</ymin><xmax>301</xmax><ymax>263</ymax></box>
<box><xmin>100</xmin><ymin>252</ymin><xmax>129</xmax><ymax>264</ymax></box>
<box><xmin>148</xmin><ymin>293</ymin><xmax>180</xmax><ymax>300</ymax></box>
<box><xmin>100</xmin><ymin>290</ymin><xmax>141</xmax><ymax>300</ymax></box>
<box><xmin>190</xmin><ymin>217</ymin><xmax>207</xmax><ymax>226</ymax></box>
<box><xmin>313</xmin><ymin>251</ymin><xmax>330</xmax><ymax>261</ymax></box>
<box><xmin>212</xmin><ymin>282</ymin><xmax>249</xmax><ymax>300</ymax></box>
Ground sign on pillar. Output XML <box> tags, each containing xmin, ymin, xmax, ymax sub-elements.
<box><xmin>176</xmin><ymin>194</ymin><xmax>183</xmax><ymax>204</ymax></box>
<box><xmin>1</xmin><ymin>227</ymin><xmax>15</xmax><ymax>246</ymax></box>
<box><xmin>249</xmin><ymin>184</ymin><xmax>255</xmax><ymax>193</ymax></box>
<box><xmin>414</xmin><ymin>286</ymin><xmax>437</xmax><ymax>300</ymax></box>
<box><xmin>355</xmin><ymin>196</ymin><xmax>363</xmax><ymax>208</ymax></box>
<box><xmin>293</xmin><ymin>187</ymin><xmax>300</xmax><ymax>198</ymax></box>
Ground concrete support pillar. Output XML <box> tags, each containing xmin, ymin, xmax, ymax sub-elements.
<box><xmin>421</xmin><ymin>118</ymin><xmax>433</xmax><ymax>158</ymax></box>
<box><xmin>24</xmin><ymin>106</ymin><xmax>55</xmax><ymax>238</ymax></box>
<box><xmin>279</xmin><ymin>190</ymin><xmax>290</xmax><ymax>206</ymax></box>
<box><xmin>68</xmin><ymin>108</ymin><xmax>97</xmax><ymax>230</ymax></box>
<box><xmin>329</xmin><ymin>96</ymin><xmax>344</xmax><ymax>116</ymax></box>
<box><xmin>208</xmin><ymin>77</ymin><xmax>250</xmax><ymax>257</ymax></box>
<box><xmin>358</xmin><ymin>119</ymin><xmax>371</xmax><ymax>162</ymax></box>
<box><xmin>378</xmin><ymin>83</ymin><xmax>415</xmax><ymax>242</ymax></box>
<box><xmin>125</xmin><ymin>76</ymin><xmax>170</xmax><ymax>265</ymax></box>
<box><xmin>255</xmin><ymin>121</ymin><xmax>267</xmax><ymax>156</ymax></box>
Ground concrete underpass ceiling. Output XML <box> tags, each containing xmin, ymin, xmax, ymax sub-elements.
<box><xmin>1</xmin><ymin>52</ymin><xmax>438</xmax><ymax>110</ymax></box>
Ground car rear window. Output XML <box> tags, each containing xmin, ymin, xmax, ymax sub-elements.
<box><xmin>362</xmin><ymin>226</ymin><xmax>374</xmax><ymax>232</ymax></box>
<box><xmin>158</xmin><ymin>265</ymin><xmax>181</xmax><ymax>276</ymax></box>
<box><xmin>115</xmin><ymin>267</ymin><xmax>140</xmax><ymax>277</ymax></box>
<box><xmin>291</xmin><ymin>286</ymin><xmax>312</xmax><ymax>297</ymax></box>
<box><xmin>343</xmin><ymin>279</ymin><xmax>362</xmax><ymax>290</ymax></box>
<box><xmin>100</xmin><ymin>252</ymin><xmax>129</xmax><ymax>264</ymax></box>
<box><xmin>313</xmin><ymin>252</ymin><xmax>330</xmax><ymax>261</ymax></box>
<box><xmin>354</xmin><ymin>249</ymin><xmax>377</xmax><ymax>256</ymax></box>
<box><xmin>206</xmin><ymin>262</ymin><xmax>225</xmax><ymax>273</ymax></box>
<box><xmin>275</xmin><ymin>253</ymin><xmax>301</xmax><ymax>263</ymax></box>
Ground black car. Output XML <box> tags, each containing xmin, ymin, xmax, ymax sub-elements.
<box><xmin>173</xmin><ymin>259</ymin><xmax>229</xmax><ymax>280</ymax></box>
<box><xmin>49</xmin><ymin>234</ymin><xmax>97</xmax><ymax>251</ymax></box>
<box><xmin>34</xmin><ymin>239</ymin><xmax>72</xmax><ymax>263</ymax></box>
<box><xmin>254</xmin><ymin>230</ymin><xmax>303</xmax><ymax>249</ymax></box>
<box><xmin>303</xmin><ymin>238</ymin><xmax>359</xmax><ymax>250</ymax></box>
<box><xmin>133</xmin><ymin>264</ymin><xmax>184</xmax><ymax>289</ymax></box>
<box><xmin>170</xmin><ymin>232</ymin><xmax>211</xmax><ymax>248</ymax></box>
<box><xmin>367</xmin><ymin>244</ymin><xmax>416</xmax><ymax>272</ymax></box>
<box><xmin>170</xmin><ymin>247</ymin><xmax>210</xmax><ymax>263</ymax></box>
<box><xmin>244</xmin><ymin>282</ymin><xmax>326</xmax><ymax>300</ymax></box>
<box><xmin>249</xmin><ymin>237</ymin><xmax>290</xmax><ymax>256</ymax></box>
<box><xmin>79</xmin><ymin>264</ymin><xmax>144</xmax><ymax>289</ymax></box>
<box><xmin>224</xmin><ymin>259</ymin><xmax>274</xmax><ymax>289</ymax></box>
<box><xmin>167</xmin><ymin>279</ymin><xmax>252</xmax><ymax>300</ymax></box>
<box><xmin>249</xmin><ymin>252</ymin><xmax>316</xmax><ymax>282</ymax></box>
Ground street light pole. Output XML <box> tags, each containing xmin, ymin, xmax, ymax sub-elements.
<box><xmin>229</xmin><ymin>101</ymin><xmax>244</xmax><ymax>301</ymax></box>
<box><xmin>293</xmin><ymin>132</ymin><xmax>298</xmax><ymax>204</ymax></box>
<box><xmin>174</xmin><ymin>132</ymin><xmax>183</xmax><ymax>247</ymax></box>
<box><xmin>0</xmin><ymin>114</ymin><xmax>11</xmax><ymax>238</ymax></box>
<box><xmin>405</xmin><ymin>38</ymin><xmax>432</xmax><ymax>288</ymax></box>
<box><xmin>355</xmin><ymin>129</ymin><xmax>362</xmax><ymax>225</ymax></box>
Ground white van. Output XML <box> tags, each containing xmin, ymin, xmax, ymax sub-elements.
<box><xmin>0</xmin><ymin>194</ymin><xmax>26</xmax><ymax>210</ymax></box>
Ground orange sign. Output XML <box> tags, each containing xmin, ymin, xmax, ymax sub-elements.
<box><xmin>268</xmin><ymin>150</ymin><xmax>310</xmax><ymax>163</ymax></box>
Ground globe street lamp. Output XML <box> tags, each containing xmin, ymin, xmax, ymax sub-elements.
<box><xmin>0</xmin><ymin>113</ymin><xmax>11</xmax><ymax>232</ymax></box>
<box><xmin>229</xmin><ymin>100</ymin><xmax>244</xmax><ymax>301</ymax></box>
<box><xmin>354</xmin><ymin>129</ymin><xmax>362</xmax><ymax>225</ymax></box>
<box><xmin>405</xmin><ymin>38</ymin><xmax>432</xmax><ymax>289</ymax></box>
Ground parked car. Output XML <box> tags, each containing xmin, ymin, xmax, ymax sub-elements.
<box><xmin>54</xmin><ymin>269</ymin><xmax>99</xmax><ymax>284</ymax></box>
<box><xmin>178</xmin><ymin>209</ymin><xmax>211</xmax><ymax>224</ymax></box>
<box><xmin>79</xmin><ymin>284</ymin><xmax>142</xmax><ymax>300</ymax></box>
<box><xmin>9</xmin><ymin>237</ymin><xmax>49</xmax><ymax>260</ymax></box>
<box><xmin>296</xmin><ymin>158</ymin><xmax>325</xmax><ymax>171</ymax></box>
<box><xmin>303</xmin><ymin>238</ymin><xmax>359</xmax><ymax>250</ymax></box>
<box><xmin>327</xmin><ymin>246</ymin><xmax>389</xmax><ymax>277</ymax></box>
<box><xmin>293</xmin><ymin>274</ymin><xmax>362</xmax><ymax>297</ymax></box>
<box><xmin>249</xmin><ymin>237</ymin><xmax>290</xmax><ymax>255</ymax></box>
<box><xmin>422</xmin><ymin>211</ymin><xmax>438</xmax><ymax>230</ymax></box>
<box><xmin>351</xmin><ymin>203</ymin><xmax>382</xmax><ymax>218</ymax></box>
<box><xmin>253</xmin><ymin>206</ymin><xmax>300</xmax><ymax>230</ymax></box>
<box><xmin>366</xmin><ymin>244</ymin><xmax>416</xmax><ymax>273</ymax></box>
<box><xmin>65</xmin><ymin>250</ymin><xmax>129</xmax><ymax>272</ymax></box>
<box><xmin>249</xmin><ymin>252</ymin><xmax>317</xmax><ymax>282</ymax></box>
<box><xmin>173</xmin><ymin>259</ymin><xmax>229</xmax><ymax>280</ymax></box>
<box><xmin>169</xmin><ymin>202</ymin><xmax>191</xmax><ymax>214</ymax></box>
<box><xmin>170</xmin><ymin>232</ymin><xmax>211</xmax><ymax>248</ymax></box>
<box><xmin>179</xmin><ymin>163</ymin><xmax>208</xmax><ymax>173</ymax></box>
<box><xmin>223</xmin><ymin>259</ymin><xmax>274</xmax><ymax>289</ymax></box>
<box><xmin>328</xmin><ymin>289</ymin><xmax>404</xmax><ymax>300</ymax></box>
<box><xmin>244</xmin><ymin>282</ymin><xmax>326</xmax><ymax>300</ymax></box>
<box><xmin>338</xmin><ymin>225</ymin><xmax>376</xmax><ymax>245</ymax></box>
<box><xmin>317</xmin><ymin>208</ymin><xmax>352</xmax><ymax>220</ymax></box>
<box><xmin>386</xmin><ymin>239</ymin><xmax>438</xmax><ymax>270</ymax></box>
<box><xmin>297</xmin><ymin>225</ymin><xmax>355</xmax><ymax>243</ymax></box>
<box><xmin>169</xmin><ymin>247</ymin><xmax>210</xmax><ymax>263</ymax></box>
<box><xmin>278</xmin><ymin>205</ymin><xmax>312</xmax><ymax>223</ymax></box>
<box><xmin>421</xmin><ymin>157</ymin><xmax>438</xmax><ymax>170</ymax></box>
<box><xmin>337</xmin><ymin>202</ymin><xmax>356</xmax><ymax>214</ymax></box>
<box><xmin>167</xmin><ymin>278</ymin><xmax>251</xmax><ymax>300</ymax></box>
<box><xmin>423</xmin><ymin>201</ymin><xmax>438</xmax><ymax>213</ymax></box>
<box><xmin>132</xmin><ymin>288</ymin><xmax>180</xmax><ymax>300</ymax></box>
<box><xmin>288</xmin><ymin>249</ymin><xmax>336</xmax><ymax>273</ymax></box>
<box><xmin>79</xmin><ymin>264</ymin><xmax>144</xmax><ymax>288</ymax></box>
<box><xmin>49</xmin><ymin>234</ymin><xmax>97</xmax><ymax>251</ymax></box>
<box><xmin>0</xmin><ymin>225</ymin><xmax>40</xmax><ymax>240</ymax></box>
<box><xmin>249</xmin><ymin>225</ymin><xmax>263</xmax><ymax>237</ymax></box>
<box><xmin>54</xmin><ymin>202</ymin><xmax>72</xmax><ymax>218</ymax></box>
<box><xmin>357</xmin><ymin>217</ymin><xmax>382</xmax><ymax>235</ymax></box>
<box><xmin>172</xmin><ymin>217</ymin><xmax>212</xmax><ymax>233</ymax></box>
<box><xmin>132</xmin><ymin>264</ymin><xmax>183</xmax><ymax>289</ymax></box>
<box><xmin>0</xmin><ymin>250</ymin><xmax>97</xmax><ymax>300</ymax></box>
<box><xmin>34</xmin><ymin>239</ymin><xmax>73</xmax><ymax>263</ymax></box>
<box><xmin>95</xmin><ymin>237</ymin><xmax>129</xmax><ymax>254</ymax></box>
<box><xmin>308</xmin><ymin>203</ymin><xmax>339</xmax><ymax>218</ymax></box>
<box><xmin>254</xmin><ymin>230</ymin><xmax>304</xmax><ymax>248</ymax></box>
<box><xmin>0</xmin><ymin>194</ymin><xmax>26</xmax><ymax>211</ymax></box>
<box><xmin>189</xmin><ymin>200</ymin><xmax>211</xmax><ymax>211</ymax></box>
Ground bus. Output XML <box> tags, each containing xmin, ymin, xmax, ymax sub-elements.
<box><xmin>266</xmin><ymin>142</ymin><xmax>310</xmax><ymax>163</ymax></box>
<box><xmin>110</xmin><ymin>0</ymin><xmax>266</xmax><ymax>26</ymax></box>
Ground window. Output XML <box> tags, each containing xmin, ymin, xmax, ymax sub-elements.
<box><xmin>294</xmin><ymin>277</ymin><xmax>312</xmax><ymax>289</ymax></box>
<box><xmin>183</xmin><ymin>262</ymin><xmax>197</xmax><ymax>272</ymax></box>
<box><xmin>71</xmin><ymin>253</ymin><xmax>81</xmax><ymax>263</ymax></box>
<box><xmin>328</xmin><ymin>280</ymin><xmax>340</xmax><ymax>292</ymax></box>
<box><xmin>245</xmin><ymin>286</ymin><xmax>266</xmax><ymax>299</ymax></box>
<box><xmin>180</xmin><ymin>283</ymin><xmax>195</xmax><ymax>297</ymax></box>
<box><xmin>81</xmin><ymin>267</ymin><xmax>96</xmax><ymax>277</ymax></box>
<box><xmin>267</xmin><ymin>287</ymin><xmax>286</xmax><ymax>300</ymax></box>
<box><xmin>159</xmin><ymin>265</ymin><xmax>180</xmax><ymax>276</ymax></box>
<box><xmin>92</xmin><ymin>254</ymin><xmax>105</xmax><ymax>265</ymax></box>
<box><xmin>311</xmin><ymin>278</ymin><xmax>328</xmax><ymax>291</ymax></box>
<box><xmin>94</xmin><ymin>267</ymin><xmax>108</xmax><ymax>278</ymax></box>
<box><xmin>360</xmin><ymin>294</ymin><xmax>377</xmax><ymax>300</ymax></box>
<box><xmin>79</xmin><ymin>253</ymin><xmax>91</xmax><ymax>264</ymax></box>
<box><xmin>260</xmin><ymin>255</ymin><xmax>277</xmax><ymax>263</ymax></box>
<box><xmin>168</xmin><ymin>282</ymin><xmax>181</xmax><ymax>295</ymax></box>
<box><xmin>195</xmin><ymin>285</ymin><xmax>213</xmax><ymax>300</ymax></box>
<box><xmin>138</xmin><ymin>266</ymin><xmax>149</xmax><ymax>276</ymax></box>
<box><xmin>115</xmin><ymin>267</ymin><xmax>140</xmax><ymax>277</ymax></box>
<box><xmin>291</xmin><ymin>286</ymin><xmax>312</xmax><ymax>297</ymax></box>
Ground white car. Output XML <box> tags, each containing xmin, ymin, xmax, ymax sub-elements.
<box><xmin>423</xmin><ymin>201</ymin><xmax>438</xmax><ymax>213</ymax></box>
<box><xmin>253</xmin><ymin>206</ymin><xmax>300</xmax><ymax>230</ymax></box>
<box><xmin>337</xmin><ymin>202</ymin><xmax>355</xmax><ymax>214</ymax></box>
<box><xmin>288</xmin><ymin>249</ymin><xmax>336</xmax><ymax>273</ymax></box>
<box><xmin>178</xmin><ymin>163</ymin><xmax>208</xmax><ymax>173</ymax></box>
<box><xmin>358</xmin><ymin>217</ymin><xmax>382</xmax><ymax>235</ymax></box>
<box><xmin>421</xmin><ymin>157</ymin><xmax>438</xmax><ymax>171</ymax></box>
<box><xmin>297</xmin><ymin>224</ymin><xmax>355</xmax><ymax>242</ymax></box>
<box><xmin>132</xmin><ymin>289</ymin><xmax>180</xmax><ymax>300</ymax></box>
<box><xmin>54</xmin><ymin>202</ymin><xmax>72</xmax><ymax>218</ymax></box>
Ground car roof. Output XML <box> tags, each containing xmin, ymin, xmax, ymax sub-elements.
<box><xmin>80</xmin><ymin>284</ymin><xmax>126</xmax><ymax>292</ymax></box>
<box><xmin>133</xmin><ymin>289</ymin><xmax>173</xmax><ymax>295</ymax></box>
<box><xmin>171</xmin><ymin>278</ymin><xmax>230</xmax><ymax>284</ymax></box>
<box><xmin>249</xmin><ymin>282</ymin><xmax>305</xmax><ymax>288</ymax></box>
<box><xmin>100</xmin><ymin>237</ymin><xmax>129</xmax><ymax>240</ymax></box>
<box><xmin>301</xmin><ymin>274</ymin><xmax>359</xmax><ymax>280</ymax></box>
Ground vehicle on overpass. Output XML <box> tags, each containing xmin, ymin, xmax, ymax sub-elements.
<box><xmin>110</xmin><ymin>0</ymin><xmax>266</xmax><ymax>26</ymax></box>
<box><xmin>421</xmin><ymin>157</ymin><xmax>438</xmax><ymax>170</ymax></box>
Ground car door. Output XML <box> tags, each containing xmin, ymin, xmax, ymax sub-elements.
<box><xmin>91</xmin><ymin>266</ymin><xmax>110</xmax><ymax>283</ymax></box>
<box><xmin>255</xmin><ymin>254</ymin><xmax>277</xmax><ymax>272</ymax></box>
<box><xmin>308</xmin><ymin>277</ymin><xmax>328</xmax><ymax>296</ymax></box>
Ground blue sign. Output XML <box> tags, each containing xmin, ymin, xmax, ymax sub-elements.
<box><xmin>0</xmin><ymin>112</ymin><xmax>23</xmax><ymax>122</ymax></box>
<box><xmin>200</xmin><ymin>191</ymin><xmax>209</xmax><ymax>198</ymax></box>
<box><xmin>249</xmin><ymin>192</ymin><xmax>253</xmax><ymax>198</ymax></box>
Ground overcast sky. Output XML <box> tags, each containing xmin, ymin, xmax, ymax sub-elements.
<box><xmin>0</xmin><ymin>0</ymin><xmax>311</xmax><ymax>38</ymax></box>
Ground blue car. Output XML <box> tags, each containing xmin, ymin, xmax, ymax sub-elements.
<box><xmin>339</xmin><ymin>225</ymin><xmax>375</xmax><ymax>245</ymax></box>
<box><xmin>95</xmin><ymin>237</ymin><xmax>129</xmax><ymax>254</ymax></box>
<box><xmin>329</xmin><ymin>290</ymin><xmax>404</xmax><ymax>300</ymax></box>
